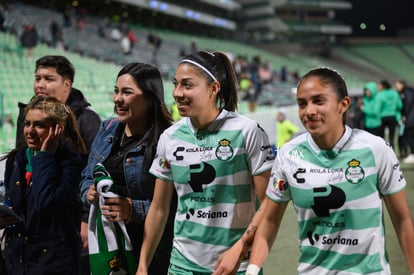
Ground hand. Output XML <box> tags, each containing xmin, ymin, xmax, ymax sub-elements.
<box><xmin>41</xmin><ymin>124</ymin><xmax>62</xmax><ymax>153</ymax></box>
<box><xmin>0</xmin><ymin>206</ymin><xmax>21</xmax><ymax>227</ymax></box>
<box><xmin>80</xmin><ymin>221</ymin><xmax>88</xmax><ymax>249</ymax></box>
<box><xmin>101</xmin><ymin>196</ymin><xmax>130</xmax><ymax>222</ymax></box>
<box><xmin>86</xmin><ymin>184</ymin><xmax>98</xmax><ymax>204</ymax></box>
<box><xmin>213</xmin><ymin>239</ymin><xmax>249</xmax><ymax>275</ymax></box>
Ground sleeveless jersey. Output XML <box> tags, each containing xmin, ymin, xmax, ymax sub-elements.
<box><xmin>266</xmin><ymin>126</ymin><xmax>406</xmax><ymax>275</ymax></box>
<box><xmin>150</xmin><ymin>109</ymin><xmax>274</xmax><ymax>272</ymax></box>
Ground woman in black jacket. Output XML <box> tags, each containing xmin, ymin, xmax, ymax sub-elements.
<box><xmin>1</xmin><ymin>96</ymin><xmax>87</xmax><ymax>274</ymax></box>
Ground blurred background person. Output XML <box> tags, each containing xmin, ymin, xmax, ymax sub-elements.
<box><xmin>19</xmin><ymin>22</ymin><xmax>38</xmax><ymax>59</ymax></box>
<box><xmin>362</xmin><ymin>81</ymin><xmax>382</xmax><ymax>136</ymax></box>
<box><xmin>377</xmin><ymin>79</ymin><xmax>402</xmax><ymax>149</ymax></box>
<box><xmin>395</xmin><ymin>79</ymin><xmax>414</xmax><ymax>162</ymax></box>
<box><xmin>275</xmin><ymin>111</ymin><xmax>299</xmax><ymax>148</ymax></box>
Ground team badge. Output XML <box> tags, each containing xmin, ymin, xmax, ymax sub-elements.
<box><xmin>274</xmin><ymin>178</ymin><xmax>288</xmax><ymax>191</ymax></box>
<box><xmin>215</xmin><ymin>139</ymin><xmax>233</xmax><ymax>161</ymax></box>
<box><xmin>158</xmin><ymin>157</ymin><xmax>170</xmax><ymax>170</ymax></box>
<box><xmin>345</xmin><ymin>159</ymin><xmax>365</xmax><ymax>184</ymax></box>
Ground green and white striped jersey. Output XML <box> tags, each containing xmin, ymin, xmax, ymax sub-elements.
<box><xmin>150</xmin><ymin>109</ymin><xmax>274</xmax><ymax>272</ymax></box>
<box><xmin>267</xmin><ymin>126</ymin><xmax>406</xmax><ymax>275</ymax></box>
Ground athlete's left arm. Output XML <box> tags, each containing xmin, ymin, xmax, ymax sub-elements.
<box><xmin>384</xmin><ymin>189</ymin><xmax>414</xmax><ymax>273</ymax></box>
<box><xmin>213</xmin><ymin>170</ymin><xmax>271</xmax><ymax>275</ymax></box>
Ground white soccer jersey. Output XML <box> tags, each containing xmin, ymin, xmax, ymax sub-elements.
<box><xmin>267</xmin><ymin>126</ymin><xmax>406</xmax><ymax>275</ymax></box>
<box><xmin>150</xmin><ymin>109</ymin><xmax>274</xmax><ymax>272</ymax></box>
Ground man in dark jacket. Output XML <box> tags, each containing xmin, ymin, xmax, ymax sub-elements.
<box><xmin>15</xmin><ymin>55</ymin><xmax>101</xmax><ymax>275</ymax></box>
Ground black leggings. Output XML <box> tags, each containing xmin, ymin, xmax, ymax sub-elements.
<box><xmin>404</xmin><ymin>127</ymin><xmax>414</xmax><ymax>153</ymax></box>
<box><xmin>380</xmin><ymin>116</ymin><xmax>398</xmax><ymax>148</ymax></box>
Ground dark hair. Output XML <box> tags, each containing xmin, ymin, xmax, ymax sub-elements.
<box><xmin>117</xmin><ymin>62</ymin><xmax>173</xmax><ymax>171</ymax></box>
<box><xmin>298</xmin><ymin>67</ymin><xmax>349</xmax><ymax>124</ymax></box>
<box><xmin>379</xmin><ymin>79</ymin><xmax>391</xmax><ymax>89</ymax></box>
<box><xmin>35</xmin><ymin>55</ymin><xmax>75</xmax><ymax>83</ymax></box>
<box><xmin>1</xmin><ymin>96</ymin><xmax>87</xmax><ymax>161</ymax></box>
<box><xmin>180</xmin><ymin>51</ymin><xmax>238</xmax><ymax>112</ymax></box>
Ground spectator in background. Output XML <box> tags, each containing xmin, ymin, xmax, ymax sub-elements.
<box><xmin>239</xmin><ymin>71</ymin><xmax>254</xmax><ymax>102</ymax></box>
<box><xmin>1</xmin><ymin>96</ymin><xmax>87</xmax><ymax>275</ymax></box>
<box><xmin>377</xmin><ymin>79</ymin><xmax>402</xmax><ymax>149</ymax></box>
<box><xmin>280</xmin><ymin>65</ymin><xmax>288</xmax><ymax>82</ymax></box>
<box><xmin>110</xmin><ymin>25</ymin><xmax>122</xmax><ymax>42</ymax></box>
<box><xmin>395</xmin><ymin>79</ymin><xmax>414</xmax><ymax>163</ymax></box>
<box><xmin>15</xmin><ymin>55</ymin><xmax>101</xmax><ymax>275</ymax></box>
<box><xmin>16</xmin><ymin>55</ymin><xmax>101</xmax><ymax>151</ymax></box>
<box><xmin>247</xmin><ymin>55</ymin><xmax>262</xmax><ymax>112</ymax></box>
<box><xmin>97</xmin><ymin>18</ymin><xmax>107</xmax><ymax>38</ymax></box>
<box><xmin>20</xmin><ymin>22</ymin><xmax>39</xmax><ymax>59</ymax></box>
<box><xmin>258</xmin><ymin>61</ymin><xmax>274</xmax><ymax>84</ymax></box>
<box><xmin>362</xmin><ymin>81</ymin><xmax>382</xmax><ymax>136</ymax></box>
<box><xmin>81</xmin><ymin>63</ymin><xmax>175</xmax><ymax>274</ymax></box>
<box><xmin>190</xmin><ymin>38</ymin><xmax>197</xmax><ymax>53</ymax></box>
<box><xmin>50</xmin><ymin>18</ymin><xmax>60</xmax><ymax>48</ymax></box>
<box><xmin>62</xmin><ymin>4</ymin><xmax>72</xmax><ymax>28</ymax></box>
<box><xmin>276</xmin><ymin>111</ymin><xmax>299</xmax><ymax>148</ymax></box>
<box><xmin>121</xmin><ymin>31</ymin><xmax>131</xmax><ymax>55</ymax></box>
<box><xmin>0</xmin><ymin>4</ymin><xmax>6</xmax><ymax>32</ymax></box>
<box><xmin>127</xmin><ymin>29</ymin><xmax>137</xmax><ymax>49</ymax></box>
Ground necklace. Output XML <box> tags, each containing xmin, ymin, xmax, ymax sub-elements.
<box><xmin>120</xmin><ymin>132</ymin><xmax>127</xmax><ymax>148</ymax></box>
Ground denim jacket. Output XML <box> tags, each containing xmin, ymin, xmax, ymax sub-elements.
<box><xmin>80</xmin><ymin>118</ymin><xmax>153</xmax><ymax>223</ymax></box>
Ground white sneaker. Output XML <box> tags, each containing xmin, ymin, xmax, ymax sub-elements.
<box><xmin>403</xmin><ymin>154</ymin><xmax>414</xmax><ymax>164</ymax></box>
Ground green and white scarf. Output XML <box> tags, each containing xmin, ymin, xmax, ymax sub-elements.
<box><xmin>88</xmin><ymin>163</ymin><xmax>136</xmax><ymax>274</ymax></box>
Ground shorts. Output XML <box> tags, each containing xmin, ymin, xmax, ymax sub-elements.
<box><xmin>168</xmin><ymin>264</ymin><xmax>263</xmax><ymax>275</ymax></box>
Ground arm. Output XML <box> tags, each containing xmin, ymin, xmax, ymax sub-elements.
<box><xmin>136</xmin><ymin>178</ymin><xmax>174</xmax><ymax>275</ymax></box>
<box><xmin>247</xmin><ymin>198</ymin><xmax>288</xmax><ymax>273</ymax></box>
<box><xmin>213</xmin><ymin>170</ymin><xmax>271</xmax><ymax>275</ymax></box>
<box><xmin>383</xmin><ymin>189</ymin><xmax>414</xmax><ymax>273</ymax></box>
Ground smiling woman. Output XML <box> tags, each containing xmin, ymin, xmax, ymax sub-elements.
<box><xmin>246</xmin><ymin>67</ymin><xmax>414</xmax><ymax>275</ymax></box>
<box><xmin>0</xmin><ymin>96</ymin><xmax>87</xmax><ymax>275</ymax></box>
<box><xmin>136</xmin><ymin>51</ymin><xmax>275</xmax><ymax>275</ymax></box>
<box><xmin>80</xmin><ymin>62</ymin><xmax>175</xmax><ymax>275</ymax></box>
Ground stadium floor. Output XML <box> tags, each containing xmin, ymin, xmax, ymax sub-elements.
<box><xmin>263</xmin><ymin>163</ymin><xmax>414</xmax><ymax>274</ymax></box>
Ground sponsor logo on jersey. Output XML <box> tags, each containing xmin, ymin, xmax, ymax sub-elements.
<box><xmin>185</xmin><ymin>208</ymin><xmax>228</xmax><ymax>220</ymax></box>
<box><xmin>173</xmin><ymin>146</ymin><xmax>185</xmax><ymax>161</ymax></box>
<box><xmin>345</xmin><ymin>159</ymin><xmax>365</xmax><ymax>184</ymax></box>
<box><xmin>186</xmin><ymin>147</ymin><xmax>214</xmax><ymax>153</ymax></box>
<box><xmin>215</xmin><ymin>139</ymin><xmax>233</xmax><ymax>161</ymax></box>
<box><xmin>310</xmin><ymin>168</ymin><xmax>344</xmax><ymax>173</ymax></box>
<box><xmin>393</xmin><ymin>163</ymin><xmax>405</xmax><ymax>182</ymax></box>
<box><xmin>307</xmin><ymin>231</ymin><xmax>358</xmax><ymax>246</ymax></box>
<box><xmin>190</xmin><ymin>196</ymin><xmax>215</xmax><ymax>203</ymax></box>
<box><xmin>261</xmin><ymin>144</ymin><xmax>275</xmax><ymax>162</ymax></box>
<box><xmin>313</xmin><ymin>220</ymin><xmax>345</xmax><ymax>229</ymax></box>
<box><xmin>312</xmin><ymin>185</ymin><xmax>346</xmax><ymax>217</ymax></box>
<box><xmin>188</xmin><ymin>162</ymin><xmax>216</xmax><ymax>192</ymax></box>
<box><xmin>293</xmin><ymin>168</ymin><xmax>306</xmax><ymax>183</ymax></box>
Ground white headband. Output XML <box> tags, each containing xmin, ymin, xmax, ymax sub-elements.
<box><xmin>180</xmin><ymin>59</ymin><xmax>218</xmax><ymax>82</ymax></box>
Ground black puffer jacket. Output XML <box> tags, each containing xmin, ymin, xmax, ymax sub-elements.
<box><xmin>3</xmin><ymin>144</ymin><xmax>84</xmax><ymax>275</ymax></box>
